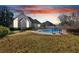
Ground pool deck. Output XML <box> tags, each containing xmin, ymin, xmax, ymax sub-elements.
<box><xmin>32</xmin><ymin>31</ymin><xmax>61</xmax><ymax>35</ymax></box>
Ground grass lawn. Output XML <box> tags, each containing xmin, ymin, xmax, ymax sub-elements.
<box><xmin>0</xmin><ymin>31</ymin><xmax>79</xmax><ymax>53</ymax></box>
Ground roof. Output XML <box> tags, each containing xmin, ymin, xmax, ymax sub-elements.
<box><xmin>27</xmin><ymin>16</ymin><xmax>34</xmax><ymax>23</ymax></box>
<box><xmin>42</xmin><ymin>21</ymin><xmax>55</xmax><ymax>26</ymax></box>
<box><xmin>33</xmin><ymin>19</ymin><xmax>41</xmax><ymax>24</ymax></box>
<box><xmin>27</xmin><ymin>17</ymin><xmax>41</xmax><ymax>24</ymax></box>
<box><xmin>14</xmin><ymin>13</ymin><xmax>26</xmax><ymax>20</ymax></box>
<box><xmin>14</xmin><ymin>14</ymin><xmax>41</xmax><ymax>24</ymax></box>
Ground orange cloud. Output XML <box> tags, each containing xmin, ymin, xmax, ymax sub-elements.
<box><xmin>20</xmin><ymin>5</ymin><xmax>78</xmax><ymax>14</ymax></box>
<box><xmin>23</xmin><ymin>8</ymin><xmax>77</xmax><ymax>14</ymax></box>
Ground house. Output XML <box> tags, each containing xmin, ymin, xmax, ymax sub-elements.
<box><xmin>10</xmin><ymin>13</ymin><xmax>41</xmax><ymax>30</ymax></box>
<box><xmin>33</xmin><ymin>19</ymin><xmax>41</xmax><ymax>29</ymax></box>
<box><xmin>40</xmin><ymin>21</ymin><xmax>55</xmax><ymax>29</ymax></box>
<box><xmin>27</xmin><ymin>17</ymin><xmax>41</xmax><ymax>29</ymax></box>
<box><xmin>10</xmin><ymin>13</ymin><xmax>31</xmax><ymax>30</ymax></box>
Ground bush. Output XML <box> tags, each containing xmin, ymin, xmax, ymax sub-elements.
<box><xmin>0</xmin><ymin>25</ymin><xmax>11</xmax><ymax>38</ymax></box>
<box><xmin>67</xmin><ymin>29</ymin><xmax>79</xmax><ymax>35</ymax></box>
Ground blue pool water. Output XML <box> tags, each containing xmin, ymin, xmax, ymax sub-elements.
<box><xmin>40</xmin><ymin>29</ymin><xmax>61</xmax><ymax>33</ymax></box>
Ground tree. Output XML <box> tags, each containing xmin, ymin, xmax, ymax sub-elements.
<box><xmin>58</xmin><ymin>14</ymin><xmax>68</xmax><ymax>25</ymax></box>
<box><xmin>0</xmin><ymin>6</ymin><xmax>14</xmax><ymax>27</ymax></box>
<box><xmin>58</xmin><ymin>14</ymin><xmax>79</xmax><ymax>26</ymax></box>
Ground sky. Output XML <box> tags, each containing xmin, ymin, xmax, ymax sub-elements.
<box><xmin>7</xmin><ymin>5</ymin><xmax>79</xmax><ymax>25</ymax></box>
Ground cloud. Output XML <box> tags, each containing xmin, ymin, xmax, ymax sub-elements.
<box><xmin>21</xmin><ymin>5</ymin><xmax>78</xmax><ymax>14</ymax></box>
<box><xmin>8</xmin><ymin>5</ymin><xmax>78</xmax><ymax>14</ymax></box>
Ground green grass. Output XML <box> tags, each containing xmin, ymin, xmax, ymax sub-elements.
<box><xmin>0</xmin><ymin>31</ymin><xmax>79</xmax><ymax>53</ymax></box>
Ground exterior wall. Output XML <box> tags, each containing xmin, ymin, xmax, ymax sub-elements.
<box><xmin>33</xmin><ymin>23</ymin><xmax>41</xmax><ymax>29</ymax></box>
<box><xmin>37</xmin><ymin>24</ymin><xmax>40</xmax><ymax>27</ymax></box>
<box><xmin>13</xmin><ymin>18</ymin><xmax>19</xmax><ymax>28</ymax></box>
<box><xmin>26</xmin><ymin>17</ymin><xmax>32</xmax><ymax>28</ymax></box>
<box><xmin>29</xmin><ymin>21</ymin><xmax>32</xmax><ymax>28</ymax></box>
<box><xmin>19</xmin><ymin>19</ymin><xmax>26</xmax><ymax>30</ymax></box>
<box><xmin>34</xmin><ymin>24</ymin><xmax>37</xmax><ymax>29</ymax></box>
<box><xmin>26</xmin><ymin>19</ymin><xmax>30</xmax><ymax>28</ymax></box>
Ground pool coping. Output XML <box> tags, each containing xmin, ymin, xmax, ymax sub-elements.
<box><xmin>31</xmin><ymin>31</ymin><xmax>61</xmax><ymax>35</ymax></box>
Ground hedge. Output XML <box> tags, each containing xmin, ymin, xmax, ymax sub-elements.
<box><xmin>0</xmin><ymin>25</ymin><xmax>11</xmax><ymax>38</ymax></box>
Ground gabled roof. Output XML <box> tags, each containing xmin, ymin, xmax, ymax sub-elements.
<box><xmin>14</xmin><ymin>13</ymin><xmax>26</xmax><ymax>20</ymax></box>
<box><xmin>14</xmin><ymin>14</ymin><xmax>35</xmax><ymax>23</ymax></box>
<box><xmin>33</xmin><ymin>19</ymin><xmax>41</xmax><ymax>24</ymax></box>
<box><xmin>27</xmin><ymin>17</ymin><xmax>41</xmax><ymax>24</ymax></box>
<box><xmin>26</xmin><ymin>16</ymin><xmax>34</xmax><ymax>23</ymax></box>
<box><xmin>42</xmin><ymin>21</ymin><xmax>55</xmax><ymax>26</ymax></box>
<box><xmin>13</xmin><ymin>13</ymin><xmax>41</xmax><ymax>24</ymax></box>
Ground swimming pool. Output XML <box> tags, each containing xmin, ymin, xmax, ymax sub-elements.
<box><xmin>39</xmin><ymin>29</ymin><xmax>61</xmax><ymax>33</ymax></box>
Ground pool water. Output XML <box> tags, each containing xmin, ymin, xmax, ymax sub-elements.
<box><xmin>40</xmin><ymin>29</ymin><xmax>61</xmax><ymax>33</ymax></box>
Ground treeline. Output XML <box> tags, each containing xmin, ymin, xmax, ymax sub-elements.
<box><xmin>58</xmin><ymin>14</ymin><xmax>79</xmax><ymax>35</ymax></box>
<box><xmin>0</xmin><ymin>6</ymin><xmax>14</xmax><ymax>27</ymax></box>
<box><xmin>0</xmin><ymin>6</ymin><xmax>14</xmax><ymax>38</ymax></box>
<box><xmin>58</xmin><ymin>14</ymin><xmax>79</xmax><ymax>26</ymax></box>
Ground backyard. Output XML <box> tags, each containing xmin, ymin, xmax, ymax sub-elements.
<box><xmin>0</xmin><ymin>31</ymin><xmax>79</xmax><ymax>53</ymax></box>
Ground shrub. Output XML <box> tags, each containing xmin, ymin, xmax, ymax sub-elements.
<box><xmin>67</xmin><ymin>29</ymin><xmax>79</xmax><ymax>35</ymax></box>
<box><xmin>0</xmin><ymin>25</ymin><xmax>11</xmax><ymax>38</ymax></box>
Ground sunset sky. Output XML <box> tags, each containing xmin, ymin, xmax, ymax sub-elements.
<box><xmin>7</xmin><ymin>5</ymin><xmax>79</xmax><ymax>25</ymax></box>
